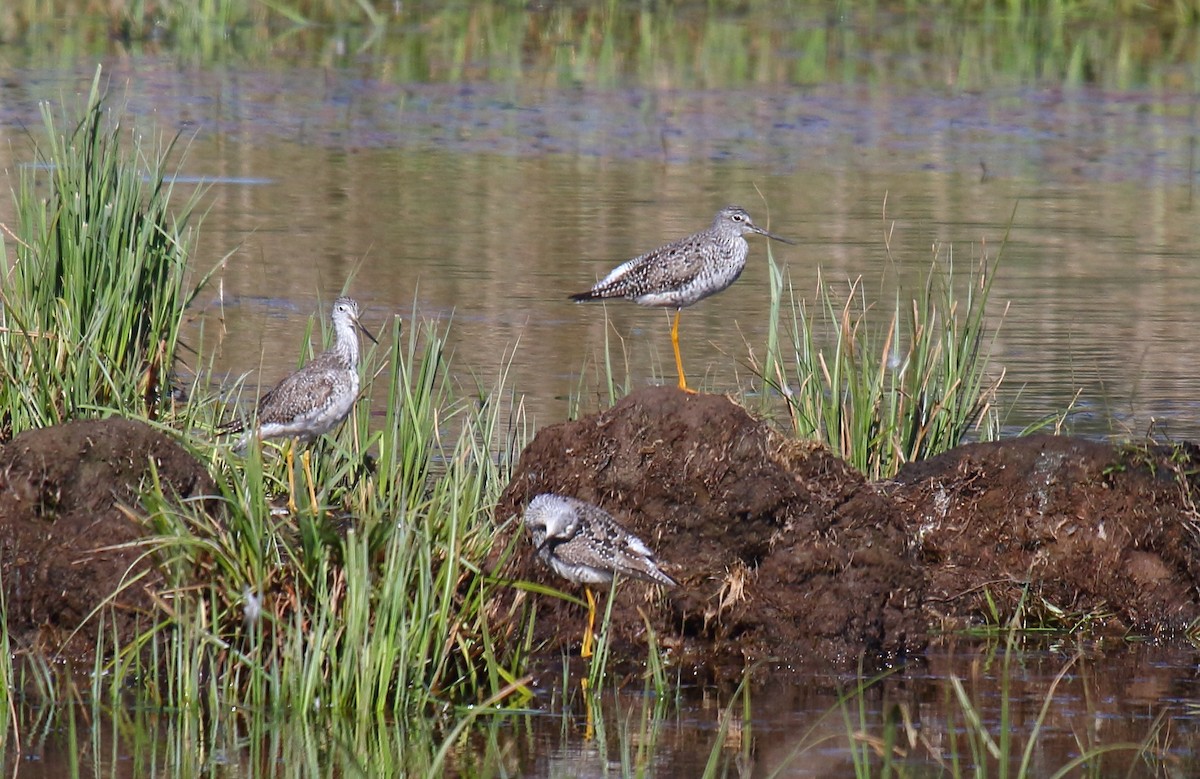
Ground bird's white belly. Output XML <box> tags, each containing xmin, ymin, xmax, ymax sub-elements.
<box><xmin>260</xmin><ymin>376</ymin><xmax>359</xmax><ymax>441</ymax></box>
<box><xmin>548</xmin><ymin>556</ymin><xmax>614</xmax><ymax>585</ymax></box>
<box><xmin>635</xmin><ymin>262</ymin><xmax>745</xmax><ymax>308</ymax></box>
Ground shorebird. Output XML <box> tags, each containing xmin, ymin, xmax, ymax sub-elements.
<box><xmin>222</xmin><ymin>296</ymin><xmax>378</xmax><ymax>511</ymax></box>
<box><xmin>523</xmin><ymin>493</ymin><xmax>677</xmax><ymax>658</ymax></box>
<box><xmin>570</xmin><ymin>205</ymin><xmax>792</xmax><ymax>392</ymax></box>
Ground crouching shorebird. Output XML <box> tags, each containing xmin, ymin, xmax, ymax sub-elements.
<box><xmin>570</xmin><ymin>205</ymin><xmax>793</xmax><ymax>392</ymax></box>
<box><xmin>221</xmin><ymin>296</ymin><xmax>378</xmax><ymax>511</ymax></box>
<box><xmin>523</xmin><ymin>493</ymin><xmax>677</xmax><ymax>658</ymax></box>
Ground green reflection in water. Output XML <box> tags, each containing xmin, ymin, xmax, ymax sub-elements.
<box><xmin>2</xmin><ymin>2</ymin><xmax>1199</xmax><ymax>89</ymax></box>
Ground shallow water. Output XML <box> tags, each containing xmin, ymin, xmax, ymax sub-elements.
<box><xmin>4</xmin><ymin>10</ymin><xmax>1200</xmax><ymax>439</ymax></box>
<box><xmin>6</xmin><ymin>642</ymin><xmax>1200</xmax><ymax>777</ymax></box>
<box><xmin>3</xmin><ymin>3</ymin><xmax>1200</xmax><ymax>776</ymax></box>
<box><xmin>514</xmin><ymin>643</ymin><xmax>1200</xmax><ymax>778</ymax></box>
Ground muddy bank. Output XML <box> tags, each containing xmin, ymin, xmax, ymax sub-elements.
<box><xmin>5</xmin><ymin>393</ymin><xmax>1199</xmax><ymax>672</ymax></box>
<box><xmin>495</xmin><ymin>387</ymin><xmax>1200</xmax><ymax>674</ymax></box>
<box><xmin>0</xmin><ymin>417</ymin><xmax>214</xmax><ymax>659</ymax></box>
<box><xmin>889</xmin><ymin>435</ymin><xmax>1200</xmax><ymax>635</ymax></box>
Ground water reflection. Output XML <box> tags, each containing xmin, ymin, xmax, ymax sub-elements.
<box><xmin>1</xmin><ymin>50</ymin><xmax>1199</xmax><ymax>436</ymax></box>
<box><xmin>5</xmin><ymin>641</ymin><xmax>1198</xmax><ymax>777</ymax></box>
<box><xmin>479</xmin><ymin>642</ymin><xmax>1200</xmax><ymax>778</ymax></box>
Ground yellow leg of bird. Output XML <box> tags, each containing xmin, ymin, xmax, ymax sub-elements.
<box><xmin>302</xmin><ymin>449</ymin><xmax>318</xmax><ymax>511</ymax></box>
<box><xmin>581</xmin><ymin>587</ymin><xmax>596</xmax><ymax>659</ymax></box>
<box><xmin>670</xmin><ymin>310</ymin><xmax>695</xmax><ymax>393</ymax></box>
<box><xmin>583</xmin><ymin>675</ymin><xmax>595</xmax><ymax>741</ymax></box>
<box><xmin>285</xmin><ymin>441</ymin><xmax>298</xmax><ymax>515</ymax></box>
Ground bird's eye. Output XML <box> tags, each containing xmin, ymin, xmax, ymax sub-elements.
<box><xmin>732</xmin><ymin>214</ymin><xmax>744</xmax><ymax>222</ymax></box>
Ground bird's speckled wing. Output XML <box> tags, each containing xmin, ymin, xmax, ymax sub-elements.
<box><xmin>585</xmin><ymin>234</ymin><xmax>709</xmax><ymax>301</ymax></box>
<box><xmin>255</xmin><ymin>365</ymin><xmax>341</xmax><ymax>426</ymax></box>
<box><xmin>572</xmin><ymin>499</ymin><xmax>678</xmax><ymax>587</ymax></box>
<box><xmin>218</xmin><ymin>415</ymin><xmax>247</xmax><ymax>435</ymax></box>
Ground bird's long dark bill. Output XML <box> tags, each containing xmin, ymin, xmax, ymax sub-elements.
<box><xmin>357</xmin><ymin>321</ymin><xmax>380</xmax><ymax>344</ymax></box>
<box><xmin>755</xmin><ymin>227</ymin><xmax>796</xmax><ymax>245</ymax></box>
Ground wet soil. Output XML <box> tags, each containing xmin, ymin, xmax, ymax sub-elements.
<box><xmin>495</xmin><ymin>387</ymin><xmax>1200</xmax><ymax>676</ymax></box>
<box><xmin>890</xmin><ymin>434</ymin><xmax>1200</xmax><ymax>636</ymax></box>
<box><xmin>0</xmin><ymin>417</ymin><xmax>214</xmax><ymax>660</ymax></box>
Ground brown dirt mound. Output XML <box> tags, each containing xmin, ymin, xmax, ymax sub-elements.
<box><xmin>0</xmin><ymin>417</ymin><xmax>214</xmax><ymax>660</ymax></box>
<box><xmin>496</xmin><ymin>388</ymin><xmax>1200</xmax><ymax>677</ymax></box>
<box><xmin>495</xmin><ymin>386</ymin><xmax>927</xmax><ymax>675</ymax></box>
<box><xmin>7</xmin><ymin>395</ymin><xmax>1200</xmax><ymax>678</ymax></box>
<box><xmin>890</xmin><ymin>434</ymin><xmax>1200</xmax><ymax>635</ymax></box>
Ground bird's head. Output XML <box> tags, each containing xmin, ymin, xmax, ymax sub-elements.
<box><xmin>524</xmin><ymin>493</ymin><xmax>579</xmax><ymax>554</ymax></box>
<box><xmin>718</xmin><ymin>205</ymin><xmax>795</xmax><ymax>245</ymax></box>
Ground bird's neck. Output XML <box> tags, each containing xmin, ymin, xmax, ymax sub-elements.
<box><xmin>724</xmin><ymin>234</ymin><xmax>748</xmax><ymax>253</ymax></box>
<box><xmin>331</xmin><ymin>322</ymin><xmax>359</xmax><ymax>367</ymax></box>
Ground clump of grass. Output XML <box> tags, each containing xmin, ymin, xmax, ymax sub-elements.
<box><xmin>958</xmin><ymin>582</ymin><xmax>1118</xmax><ymax>637</ymax></box>
<box><xmin>0</xmin><ymin>67</ymin><xmax>215</xmax><ymax>438</ymax></box>
<box><xmin>122</xmin><ymin>314</ymin><xmax>532</xmax><ymax>718</ymax></box>
<box><xmin>760</xmin><ymin>241</ymin><xmax>1004</xmax><ymax>480</ymax></box>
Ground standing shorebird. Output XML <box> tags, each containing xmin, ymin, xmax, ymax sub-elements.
<box><xmin>570</xmin><ymin>205</ymin><xmax>793</xmax><ymax>392</ymax></box>
<box><xmin>222</xmin><ymin>296</ymin><xmax>378</xmax><ymax>511</ymax></box>
<box><xmin>523</xmin><ymin>493</ymin><xmax>677</xmax><ymax>658</ymax></box>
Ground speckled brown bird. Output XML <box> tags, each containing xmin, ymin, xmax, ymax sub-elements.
<box><xmin>570</xmin><ymin>205</ymin><xmax>792</xmax><ymax>391</ymax></box>
<box><xmin>222</xmin><ymin>296</ymin><xmax>378</xmax><ymax>511</ymax></box>
<box><xmin>523</xmin><ymin>493</ymin><xmax>677</xmax><ymax>657</ymax></box>
<box><xmin>224</xmin><ymin>296</ymin><xmax>377</xmax><ymax>448</ymax></box>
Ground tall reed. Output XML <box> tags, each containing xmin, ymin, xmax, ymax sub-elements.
<box><xmin>762</xmin><ymin>243</ymin><xmax>1004</xmax><ymax>480</ymax></box>
<box><xmin>0</xmin><ymin>68</ymin><xmax>214</xmax><ymax>438</ymax></box>
<box><xmin>0</xmin><ymin>583</ymin><xmax>10</xmax><ymax>750</ymax></box>
<box><xmin>128</xmin><ymin>314</ymin><xmax>532</xmax><ymax>718</ymax></box>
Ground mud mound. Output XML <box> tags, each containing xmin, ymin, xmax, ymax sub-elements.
<box><xmin>495</xmin><ymin>386</ymin><xmax>927</xmax><ymax>673</ymax></box>
<box><xmin>497</xmin><ymin>390</ymin><xmax>1200</xmax><ymax>675</ymax></box>
<box><xmin>890</xmin><ymin>434</ymin><xmax>1200</xmax><ymax>634</ymax></box>
<box><xmin>0</xmin><ymin>417</ymin><xmax>214</xmax><ymax>659</ymax></box>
